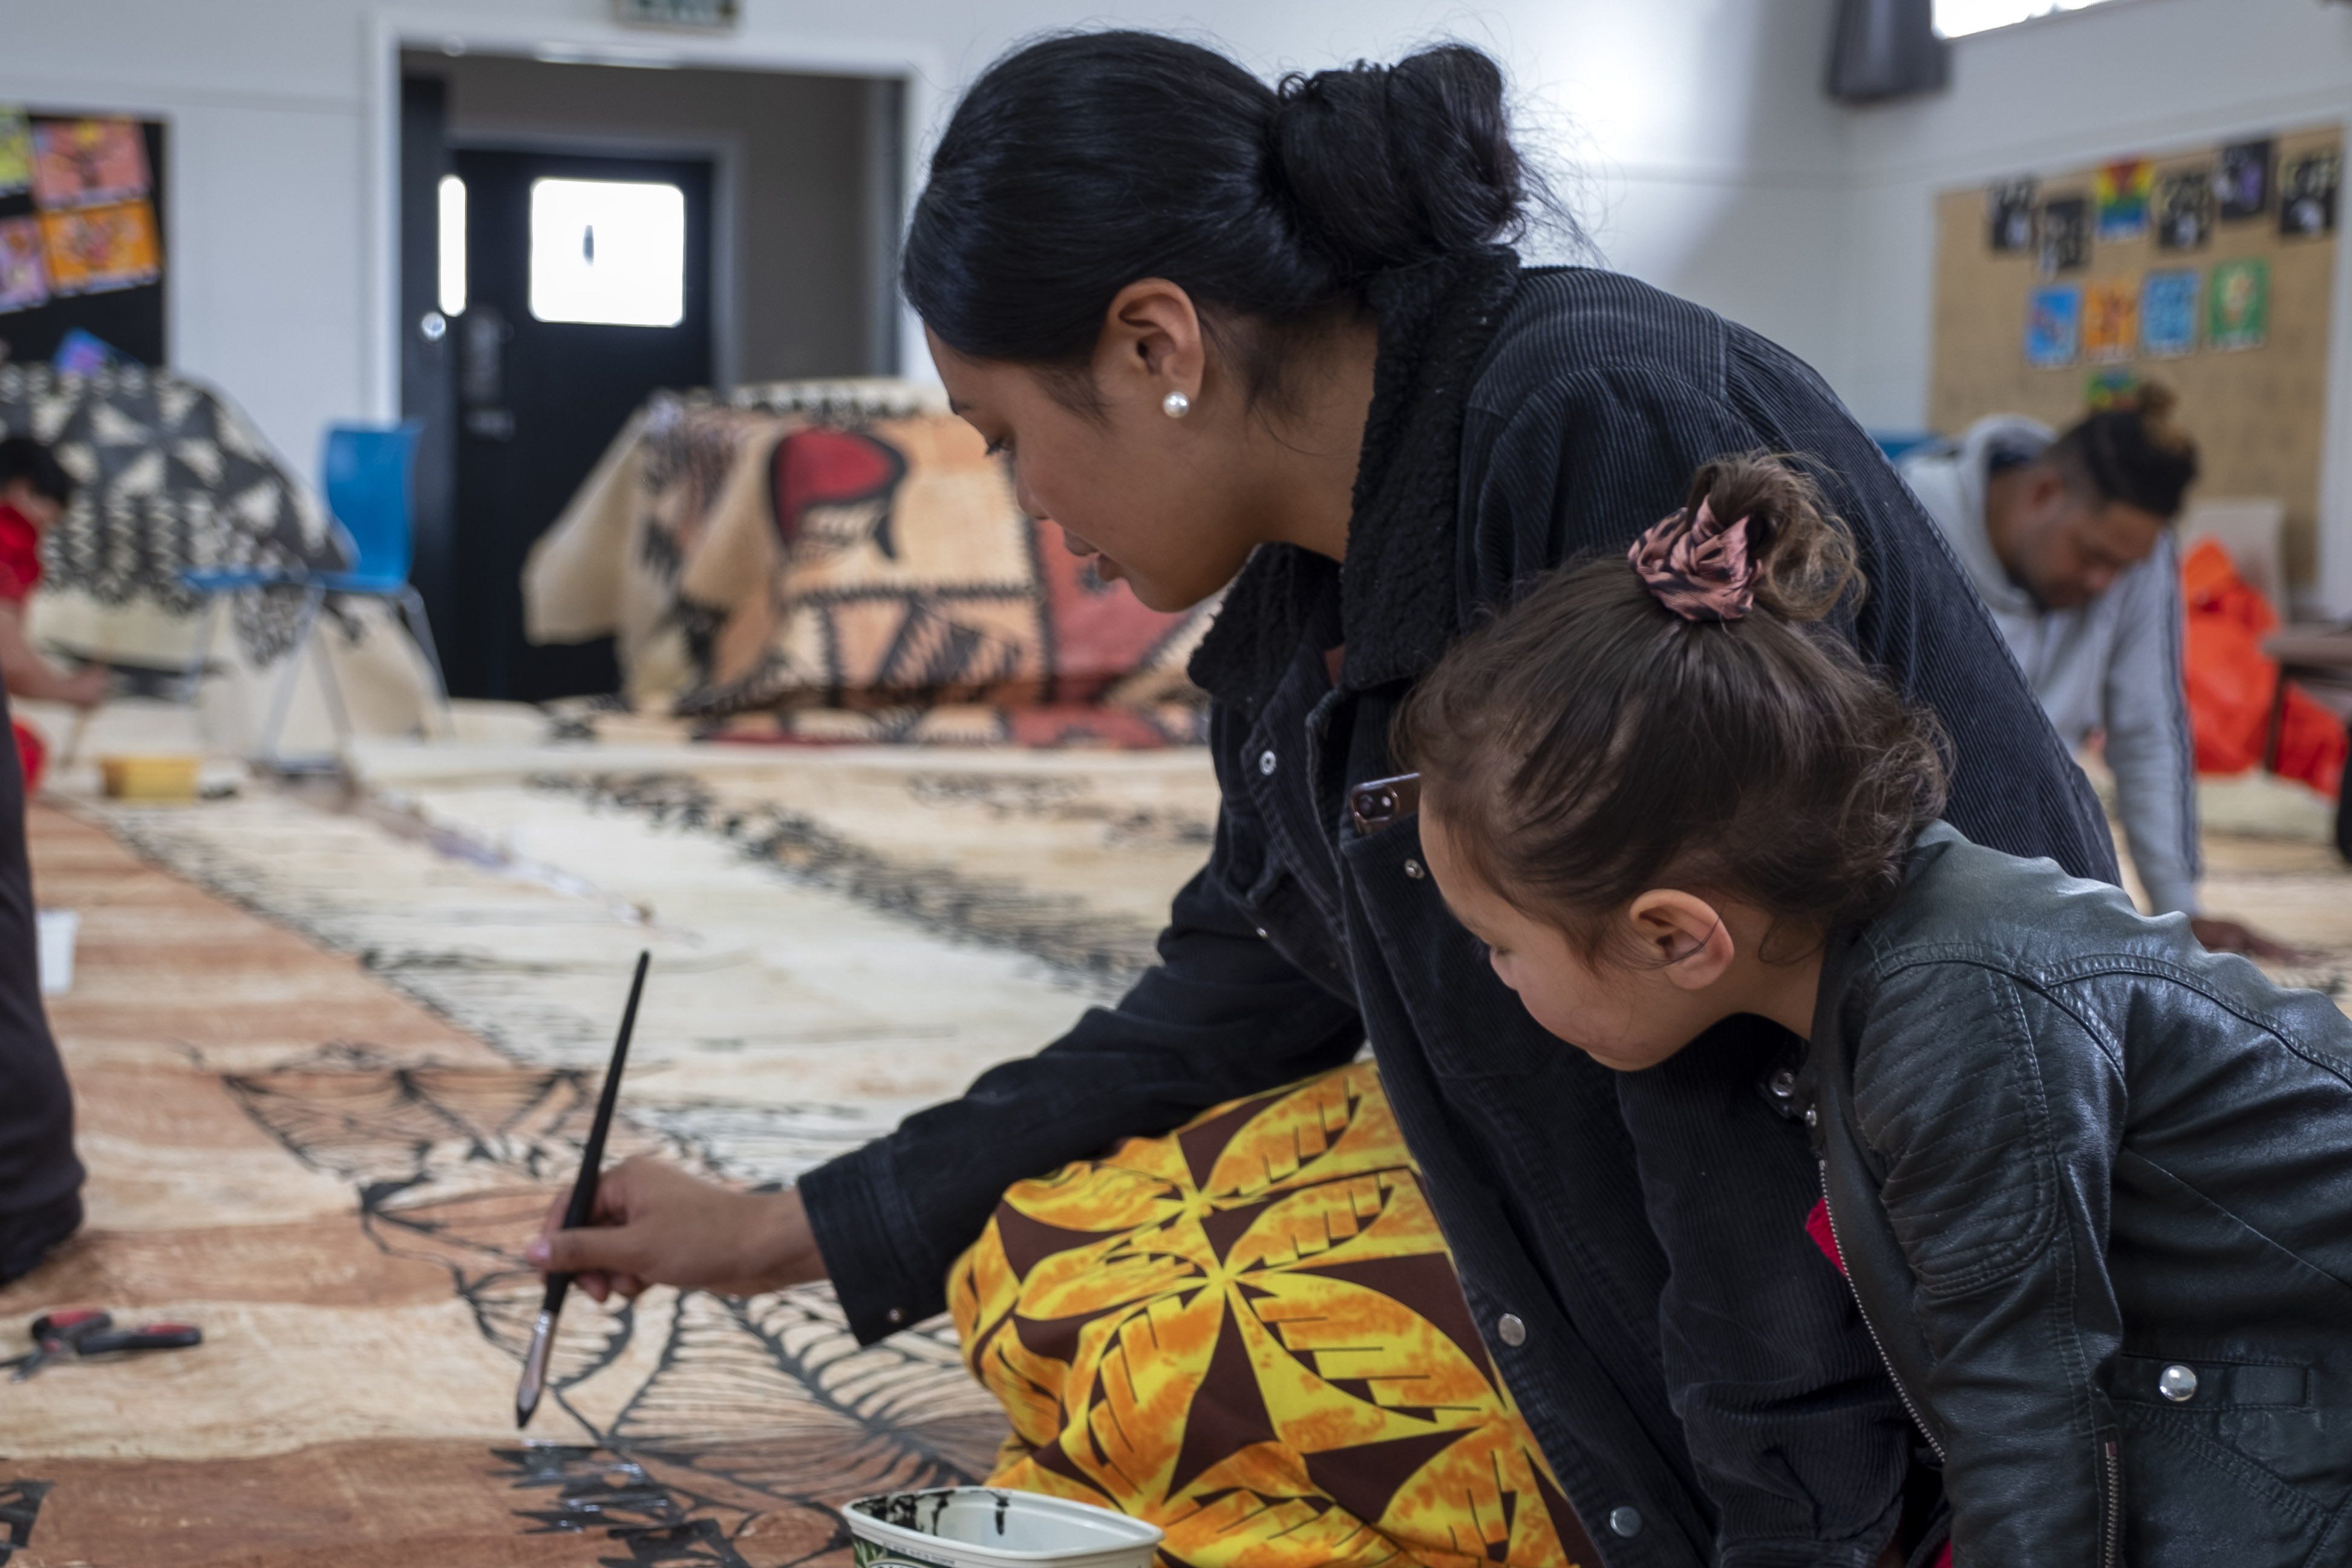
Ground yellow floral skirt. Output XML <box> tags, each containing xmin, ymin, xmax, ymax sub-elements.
<box><xmin>949</xmin><ymin>1061</ymin><xmax>1595</xmax><ymax>1568</ymax></box>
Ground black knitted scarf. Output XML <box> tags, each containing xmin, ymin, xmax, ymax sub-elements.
<box><xmin>1187</xmin><ymin>245</ymin><xmax>1524</xmax><ymax>705</ymax></box>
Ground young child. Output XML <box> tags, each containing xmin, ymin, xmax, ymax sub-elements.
<box><xmin>1393</xmin><ymin>453</ymin><xmax>2352</xmax><ymax>1567</ymax></box>
<box><xmin>0</xmin><ymin>437</ymin><xmax>108</xmax><ymax>790</ymax></box>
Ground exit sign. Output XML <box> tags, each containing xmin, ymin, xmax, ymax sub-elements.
<box><xmin>615</xmin><ymin>0</ymin><xmax>740</xmax><ymax>30</ymax></box>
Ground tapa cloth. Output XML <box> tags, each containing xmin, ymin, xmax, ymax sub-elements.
<box><xmin>0</xmin><ymin>363</ymin><xmax>347</xmax><ymax>665</ymax></box>
<box><xmin>523</xmin><ymin>382</ymin><xmax>1214</xmax><ymax>743</ymax></box>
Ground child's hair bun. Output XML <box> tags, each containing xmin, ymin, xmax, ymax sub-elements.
<box><xmin>1679</xmin><ymin>452</ymin><xmax>1858</xmax><ymax>624</ymax></box>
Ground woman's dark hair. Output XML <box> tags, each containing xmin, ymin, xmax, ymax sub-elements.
<box><xmin>1394</xmin><ymin>454</ymin><xmax>1949</xmax><ymax>959</ymax></box>
<box><xmin>903</xmin><ymin>31</ymin><xmax>1551</xmax><ymax>410</ymax></box>
<box><xmin>0</xmin><ymin>437</ymin><xmax>71</xmax><ymax>507</ymax></box>
<box><xmin>2045</xmin><ymin>381</ymin><xmax>2199</xmax><ymax>520</ymax></box>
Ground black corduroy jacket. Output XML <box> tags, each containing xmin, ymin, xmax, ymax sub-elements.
<box><xmin>801</xmin><ymin>250</ymin><xmax>2122</xmax><ymax>1567</ymax></box>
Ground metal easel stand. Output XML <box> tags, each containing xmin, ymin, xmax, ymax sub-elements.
<box><xmin>387</xmin><ymin>583</ymin><xmax>458</xmax><ymax>743</ymax></box>
<box><xmin>186</xmin><ymin>584</ymin><xmax>454</xmax><ymax>769</ymax></box>
<box><xmin>252</xmin><ymin>586</ymin><xmax>353</xmax><ymax>773</ymax></box>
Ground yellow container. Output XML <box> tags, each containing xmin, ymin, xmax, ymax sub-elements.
<box><xmin>99</xmin><ymin>754</ymin><xmax>203</xmax><ymax>800</ymax></box>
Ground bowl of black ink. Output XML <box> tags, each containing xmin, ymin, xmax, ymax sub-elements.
<box><xmin>843</xmin><ymin>1487</ymin><xmax>1163</xmax><ymax>1567</ymax></box>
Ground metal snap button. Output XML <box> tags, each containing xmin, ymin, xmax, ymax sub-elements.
<box><xmin>1253</xmin><ymin>927</ymin><xmax>1269</xmax><ymax>939</ymax></box>
<box><xmin>1495</xmin><ymin>1313</ymin><xmax>1526</xmax><ymax>1347</ymax></box>
<box><xmin>1258</xmin><ymin>750</ymin><xmax>1277</xmax><ymax>775</ymax></box>
<box><xmin>1803</xmin><ymin>1106</ymin><xmax>1818</xmax><ymax>1128</ymax></box>
<box><xmin>885</xmin><ymin>1307</ymin><xmax>904</xmax><ymax>1325</ymax></box>
<box><xmin>1403</xmin><ymin>859</ymin><xmax>1426</xmax><ymax>880</ymax></box>
<box><xmin>1769</xmin><ymin>1068</ymin><xmax>1797</xmax><ymax>1100</ymax></box>
<box><xmin>1609</xmin><ymin>1506</ymin><xmax>1642</xmax><ymax>1538</ymax></box>
<box><xmin>2158</xmin><ymin>1363</ymin><xmax>2198</xmax><ymax>1403</ymax></box>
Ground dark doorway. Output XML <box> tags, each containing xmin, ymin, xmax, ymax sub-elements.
<box><xmin>445</xmin><ymin>146</ymin><xmax>714</xmax><ymax>702</ymax></box>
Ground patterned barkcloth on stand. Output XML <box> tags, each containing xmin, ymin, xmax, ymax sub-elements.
<box><xmin>524</xmin><ymin>380</ymin><xmax>1215</xmax><ymax>748</ymax></box>
<box><xmin>0</xmin><ymin>363</ymin><xmax>348</xmax><ymax>665</ymax></box>
<box><xmin>953</xmin><ymin>1061</ymin><xmax>1598</xmax><ymax>1568</ymax></box>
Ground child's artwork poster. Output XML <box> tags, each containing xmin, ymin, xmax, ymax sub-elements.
<box><xmin>39</xmin><ymin>200</ymin><xmax>160</xmax><ymax>295</ymax></box>
<box><xmin>2155</xmin><ymin>169</ymin><xmax>2212</xmax><ymax>251</ymax></box>
<box><xmin>2082</xmin><ymin>277</ymin><xmax>2140</xmax><ymax>363</ymax></box>
<box><xmin>0</xmin><ymin>109</ymin><xmax>31</xmax><ymax>196</ymax></box>
<box><xmin>1987</xmin><ymin>179</ymin><xmax>2037</xmax><ymax>253</ymax></box>
<box><xmin>2026</xmin><ymin>284</ymin><xmax>2082</xmax><ymax>369</ymax></box>
<box><xmin>2218</xmin><ymin>140</ymin><xmax>2273</xmax><ymax>222</ymax></box>
<box><xmin>2094</xmin><ymin>160</ymin><xmax>2151</xmax><ymax>243</ymax></box>
<box><xmin>2039</xmin><ymin>195</ymin><xmax>2091</xmax><ymax>275</ymax></box>
<box><xmin>31</xmin><ymin>118</ymin><xmax>150</xmax><ymax>210</ymax></box>
<box><xmin>2208</xmin><ymin>257</ymin><xmax>2270</xmax><ymax>351</ymax></box>
<box><xmin>2140</xmin><ymin>269</ymin><xmax>2200</xmax><ymax>358</ymax></box>
<box><xmin>0</xmin><ymin>218</ymin><xmax>48</xmax><ymax>313</ymax></box>
<box><xmin>2280</xmin><ymin>149</ymin><xmax>2340</xmax><ymax>238</ymax></box>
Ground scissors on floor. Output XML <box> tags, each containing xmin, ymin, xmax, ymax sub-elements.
<box><xmin>4</xmin><ymin>1308</ymin><xmax>203</xmax><ymax>1382</ymax></box>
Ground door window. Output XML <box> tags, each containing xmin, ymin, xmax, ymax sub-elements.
<box><xmin>527</xmin><ymin>177</ymin><xmax>685</xmax><ymax>327</ymax></box>
<box><xmin>437</xmin><ymin>174</ymin><xmax>468</xmax><ymax>317</ymax></box>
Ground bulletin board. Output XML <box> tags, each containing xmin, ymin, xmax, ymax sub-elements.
<box><xmin>1932</xmin><ymin>123</ymin><xmax>2341</xmax><ymax>590</ymax></box>
<box><xmin>0</xmin><ymin>109</ymin><xmax>168</xmax><ymax>368</ymax></box>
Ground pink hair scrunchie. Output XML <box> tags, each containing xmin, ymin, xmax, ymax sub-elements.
<box><xmin>1628</xmin><ymin>498</ymin><xmax>1758</xmax><ymax>622</ymax></box>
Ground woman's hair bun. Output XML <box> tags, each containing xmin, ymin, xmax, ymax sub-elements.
<box><xmin>903</xmin><ymin>30</ymin><xmax>1555</xmax><ymax>386</ymax></box>
<box><xmin>1269</xmin><ymin>46</ymin><xmax>1534</xmax><ymax>279</ymax></box>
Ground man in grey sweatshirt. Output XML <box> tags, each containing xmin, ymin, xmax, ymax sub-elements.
<box><xmin>1901</xmin><ymin>391</ymin><xmax>2289</xmax><ymax>956</ymax></box>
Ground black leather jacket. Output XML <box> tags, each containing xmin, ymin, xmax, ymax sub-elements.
<box><xmin>1798</xmin><ymin>824</ymin><xmax>2352</xmax><ymax>1567</ymax></box>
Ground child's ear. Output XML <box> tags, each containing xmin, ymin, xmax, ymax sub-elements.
<box><xmin>1625</xmin><ymin>891</ymin><xmax>1734</xmax><ymax>990</ymax></box>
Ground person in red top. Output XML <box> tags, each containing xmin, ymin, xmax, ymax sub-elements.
<box><xmin>0</xmin><ymin>439</ymin><xmax>108</xmax><ymax>791</ymax></box>
<box><xmin>0</xmin><ymin>436</ymin><xmax>85</xmax><ymax>1280</ymax></box>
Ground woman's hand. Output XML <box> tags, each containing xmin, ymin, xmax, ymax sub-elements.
<box><xmin>524</xmin><ymin>1155</ymin><xmax>826</xmax><ymax>1304</ymax></box>
<box><xmin>57</xmin><ymin>664</ymin><xmax>108</xmax><ymax>710</ymax></box>
<box><xmin>2190</xmin><ymin>915</ymin><xmax>2302</xmax><ymax>964</ymax></box>
<box><xmin>0</xmin><ymin>601</ymin><xmax>107</xmax><ymax>708</ymax></box>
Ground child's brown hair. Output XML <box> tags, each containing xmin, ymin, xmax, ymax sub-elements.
<box><xmin>1394</xmin><ymin>452</ymin><xmax>1950</xmax><ymax>959</ymax></box>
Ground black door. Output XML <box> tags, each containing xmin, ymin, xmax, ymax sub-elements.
<box><xmin>397</xmin><ymin>77</ymin><xmax>456</xmax><ymax>651</ymax></box>
<box><xmin>448</xmin><ymin>147</ymin><xmax>713</xmax><ymax>702</ymax></box>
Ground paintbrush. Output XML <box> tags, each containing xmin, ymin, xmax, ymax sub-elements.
<box><xmin>515</xmin><ymin>949</ymin><xmax>650</xmax><ymax>1429</ymax></box>
<box><xmin>57</xmin><ymin>635</ymin><xmax>113</xmax><ymax>775</ymax></box>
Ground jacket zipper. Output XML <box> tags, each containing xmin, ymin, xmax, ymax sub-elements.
<box><xmin>1819</xmin><ymin>1161</ymin><xmax>1946</xmax><ymax>1463</ymax></box>
<box><xmin>1819</xmin><ymin>1161</ymin><xmax>2124</xmax><ymax>1566</ymax></box>
<box><xmin>2102</xmin><ymin>1440</ymin><xmax>2121</xmax><ymax>1568</ymax></box>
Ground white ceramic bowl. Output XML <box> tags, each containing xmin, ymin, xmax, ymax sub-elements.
<box><xmin>843</xmin><ymin>1488</ymin><xmax>1163</xmax><ymax>1568</ymax></box>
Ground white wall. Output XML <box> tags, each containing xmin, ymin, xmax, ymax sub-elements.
<box><xmin>1838</xmin><ymin>0</ymin><xmax>2352</xmax><ymax>614</ymax></box>
<box><xmin>0</xmin><ymin>0</ymin><xmax>1854</xmax><ymax>486</ymax></box>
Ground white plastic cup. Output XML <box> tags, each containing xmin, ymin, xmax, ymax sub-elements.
<box><xmin>36</xmin><ymin>909</ymin><xmax>78</xmax><ymax>996</ymax></box>
<box><xmin>843</xmin><ymin>1489</ymin><xmax>1162</xmax><ymax>1568</ymax></box>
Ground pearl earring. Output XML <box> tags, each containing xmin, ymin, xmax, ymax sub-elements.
<box><xmin>1161</xmin><ymin>390</ymin><xmax>1192</xmax><ymax>419</ymax></box>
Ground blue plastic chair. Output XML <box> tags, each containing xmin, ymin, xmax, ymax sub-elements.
<box><xmin>182</xmin><ymin>420</ymin><xmax>451</xmax><ymax>761</ymax></box>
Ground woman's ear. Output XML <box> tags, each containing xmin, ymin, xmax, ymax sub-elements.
<box><xmin>1097</xmin><ymin>278</ymin><xmax>1205</xmax><ymax>408</ymax></box>
<box><xmin>1625</xmin><ymin>890</ymin><xmax>1734</xmax><ymax>990</ymax></box>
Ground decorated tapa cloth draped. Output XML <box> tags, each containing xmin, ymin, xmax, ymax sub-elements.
<box><xmin>0</xmin><ymin>364</ymin><xmax>349</xmax><ymax>664</ymax></box>
<box><xmin>951</xmin><ymin>1062</ymin><xmax>1596</xmax><ymax>1568</ymax></box>
<box><xmin>524</xmin><ymin>381</ymin><xmax>1215</xmax><ymax>746</ymax></box>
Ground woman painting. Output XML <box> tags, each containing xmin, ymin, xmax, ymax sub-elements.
<box><xmin>532</xmin><ymin>31</ymin><xmax>2115</xmax><ymax>1566</ymax></box>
